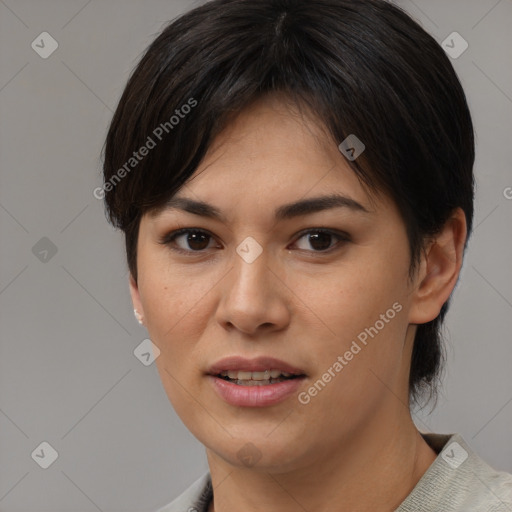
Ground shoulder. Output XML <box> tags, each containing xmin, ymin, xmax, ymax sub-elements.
<box><xmin>397</xmin><ymin>433</ymin><xmax>512</xmax><ymax>512</ymax></box>
<box><xmin>155</xmin><ymin>472</ymin><xmax>212</xmax><ymax>512</ymax></box>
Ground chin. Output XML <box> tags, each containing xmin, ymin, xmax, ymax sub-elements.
<box><xmin>205</xmin><ymin>430</ymin><xmax>311</xmax><ymax>472</ymax></box>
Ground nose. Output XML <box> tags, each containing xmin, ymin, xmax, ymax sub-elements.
<box><xmin>215</xmin><ymin>246</ymin><xmax>291</xmax><ymax>336</ymax></box>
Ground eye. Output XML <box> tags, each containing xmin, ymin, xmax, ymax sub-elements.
<box><xmin>159</xmin><ymin>228</ymin><xmax>218</xmax><ymax>254</ymax></box>
<box><xmin>159</xmin><ymin>227</ymin><xmax>350</xmax><ymax>256</ymax></box>
<box><xmin>292</xmin><ymin>229</ymin><xmax>350</xmax><ymax>253</ymax></box>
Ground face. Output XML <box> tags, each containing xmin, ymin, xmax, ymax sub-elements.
<box><xmin>130</xmin><ymin>94</ymin><xmax>422</xmax><ymax>472</ymax></box>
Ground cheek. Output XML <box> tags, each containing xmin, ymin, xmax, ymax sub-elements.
<box><xmin>139</xmin><ymin>263</ymin><xmax>214</xmax><ymax>423</ymax></box>
<box><xmin>310</xmin><ymin>256</ymin><xmax>407</xmax><ymax>338</ymax></box>
<box><xmin>136</xmin><ymin>251</ymin><xmax>213</xmax><ymax>370</ymax></box>
<box><xmin>293</xmin><ymin>241</ymin><xmax>410</xmax><ymax>381</ymax></box>
<box><xmin>294</xmin><ymin>267</ymin><xmax>408</xmax><ymax>425</ymax></box>
<box><xmin>138</xmin><ymin>246</ymin><xmax>208</xmax><ymax>327</ymax></box>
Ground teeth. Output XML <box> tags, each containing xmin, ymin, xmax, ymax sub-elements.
<box><xmin>236</xmin><ymin>378</ymin><xmax>282</xmax><ymax>386</ymax></box>
<box><xmin>251</xmin><ymin>371</ymin><xmax>268</xmax><ymax>380</ymax></box>
<box><xmin>219</xmin><ymin>369</ymin><xmax>295</xmax><ymax>380</ymax></box>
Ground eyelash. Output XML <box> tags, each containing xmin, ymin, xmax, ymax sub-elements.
<box><xmin>158</xmin><ymin>227</ymin><xmax>351</xmax><ymax>256</ymax></box>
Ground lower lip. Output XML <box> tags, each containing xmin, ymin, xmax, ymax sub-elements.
<box><xmin>208</xmin><ymin>375</ymin><xmax>306</xmax><ymax>407</ymax></box>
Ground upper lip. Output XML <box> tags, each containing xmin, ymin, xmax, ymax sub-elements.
<box><xmin>207</xmin><ymin>356</ymin><xmax>306</xmax><ymax>376</ymax></box>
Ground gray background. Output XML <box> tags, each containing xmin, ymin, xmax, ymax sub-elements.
<box><xmin>0</xmin><ymin>0</ymin><xmax>511</xmax><ymax>511</ymax></box>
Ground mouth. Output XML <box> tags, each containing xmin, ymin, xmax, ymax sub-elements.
<box><xmin>207</xmin><ymin>355</ymin><xmax>307</xmax><ymax>383</ymax></box>
<box><xmin>215</xmin><ymin>369</ymin><xmax>305</xmax><ymax>386</ymax></box>
<box><xmin>207</xmin><ymin>367</ymin><xmax>307</xmax><ymax>407</ymax></box>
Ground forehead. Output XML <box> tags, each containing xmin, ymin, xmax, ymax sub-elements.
<box><xmin>200</xmin><ymin>94</ymin><xmax>337</xmax><ymax>170</ymax></box>
<box><xmin>148</xmin><ymin>94</ymin><xmax>389</xmax><ymax>223</ymax></box>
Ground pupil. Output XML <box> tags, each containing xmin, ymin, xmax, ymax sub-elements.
<box><xmin>188</xmin><ymin>232</ymin><xmax>209</xmax><ymax>250</ymax></box>
<box><xmin>309</xmin><ymin>232</ymin><xmax>331</xmax><ymax>251</ymax></box>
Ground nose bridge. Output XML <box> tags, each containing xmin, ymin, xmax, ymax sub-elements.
<box><xmin>216</xmin><ymin>239</ymin><xmax>289</xmax><ymax>333</ymax></box>
<box><xmin>230</xmin><ymin>242</ymin><xmax>273</xmax><ymax>306</ymax></box>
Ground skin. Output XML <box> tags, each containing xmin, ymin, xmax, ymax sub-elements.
<box><xmin>129</xmin><ymin>93</ymin><xmax>467</xmax><ymax>511</ymax></box>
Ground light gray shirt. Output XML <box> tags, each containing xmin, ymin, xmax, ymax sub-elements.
<box><xmin>156</xmin><ymin>433</ymin><xmax>512</xmax><ymax>512</ymax></box>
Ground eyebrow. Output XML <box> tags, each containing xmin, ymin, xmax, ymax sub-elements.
<box><xmin>154</xmin><ymin>193</ymin><xmax>371</xmax><ymax>222</ymax></box>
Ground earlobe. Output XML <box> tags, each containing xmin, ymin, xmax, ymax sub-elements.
<box><xmin>409</xmin><ymin>208</ymin><xmax>467</xmax><ymax>325</ymax></box>
<box><xmin>129</xmin><ymin>273</ymin><xmax>145</xmax><ymax>326</ymax></box>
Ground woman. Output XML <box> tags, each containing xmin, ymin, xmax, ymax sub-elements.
<box><xmin>101</xmin><ymin>0</ymin><xmax>512</xmax><ymax>510</ymax></box>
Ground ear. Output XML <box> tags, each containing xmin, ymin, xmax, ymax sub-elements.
<box><xmin>129</xmin><ymin>273</ymin><xmax>145</xmax><ymax>321</ymax></box>
<box><xmin>409</xmin><ymin>208</ymin><xmax>467</xmax><ymax>324</ymax></box>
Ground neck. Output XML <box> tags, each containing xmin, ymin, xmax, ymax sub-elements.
<box><xmin>206</xmin><ymin>415</ymin><xmax>437</xmax><ymax>512</ymax></box>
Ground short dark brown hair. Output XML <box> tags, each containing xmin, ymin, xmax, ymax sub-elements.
<box><xmin>101</xmin><ymin>0</ymin><xmax>475</xmax><ymax>408</ymax></box>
